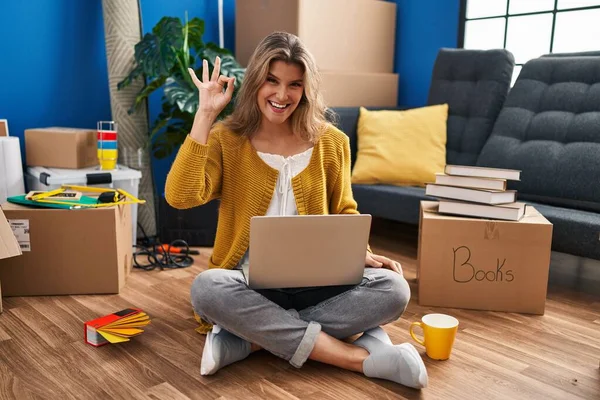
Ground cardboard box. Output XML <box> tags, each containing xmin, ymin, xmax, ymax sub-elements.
<box><xmin>236</xmin><ymin>0</ymin><xmax>396</xmax><ymax>73</ymax></box>
<box><xmin>0</xmin><ymin>203</ymin><xmax>132</xmax><ymax>297</ymax></box>
<box><xmin>0</xmin><ymin>206</ymin><xmax>22</xmax><ymax>313</ymax></box>
<box><xmin>25</xmin><ymin>127</ymin><xmax>98</xmax><ymax>168</ymax></box>
<box><xmin>0</xmin><ymin>119</ymin><xmax>8</xmax><ymax>137</ymax></box>
<box><xmin>417</xmin><ymin>201</ymin><xmax>553</xmax><ymax>314</ymax></box>
<box><xmin>320</xmin><ymin>71</ymin><xmax>398</xmax><ymax>107</ymax></box>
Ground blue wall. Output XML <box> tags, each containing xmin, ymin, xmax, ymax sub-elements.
<box><xmin>0</xmin><ymin>0</ymin><xmax>235</xmax><ymax>197</ymax></box>
<box><xmin>394</xmin><ymin>0</ymin><xmax>461</xmax><ymax>107</ymax></box>
<box><xmin>0</xmin><ymin>0</ymin><xmax>111</xmax><ymax>162</ymax></box>
<box><xmin>1</xmin><ymin>0</ymin><xmax>459</xmax><ymax>197</ymax></box>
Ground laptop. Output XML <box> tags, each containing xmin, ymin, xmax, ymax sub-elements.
<box><xmin>242</xmin><ymin>214</ymin><xmax>372</xmax><ymax>289</ymax></box>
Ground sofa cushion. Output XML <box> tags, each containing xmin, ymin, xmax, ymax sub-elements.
<box><xmin>328</xmin><ymin>107</ymin><xmax>406</xmax><ymax>168</ymax></box>
<box><xmin>351</xmin><ymin>105</ymin><xmax>448</xmax><ymax>187</ymax></box>
<box><xmin>477</xmin><ymin>55</ymin><xmax>600</xmax><ymax>211</ymax></box>
<box><xmin>528</xmin><ymin>202</ymin><xmax>600</xmax><ymax>260</ymax></box>
<box><xmin>428</xmin><ymin>48</ymin><xmax>514</xmax><ymax>166</ymax></box>
<box><xmin>352</xmin><ymin>184</ymin><xmax>436</xmax><ymax>225</ymax></box>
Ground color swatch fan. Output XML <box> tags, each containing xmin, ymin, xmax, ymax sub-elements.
<box><xmin>84</xmin><ymin>308</ymin><xmax>151</xmax><ymax>347</ymax></box>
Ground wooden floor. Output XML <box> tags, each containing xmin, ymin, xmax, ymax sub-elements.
<box><xmin>1</xmin><ymin>218</ymin><xmax>599</xmax><ymax>400</ymax></box>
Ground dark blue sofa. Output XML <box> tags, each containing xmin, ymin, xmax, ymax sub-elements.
<box><xmin>332</xmin><ymin>49</ymin><xmax>600</xmax><ymax>261</ymax></box>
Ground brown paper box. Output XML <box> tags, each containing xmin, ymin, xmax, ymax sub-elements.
<box><xmin>0</xmin><ymin>206</ymin><xmax>22</xmax><ymax>313</ymax></box>
<box><xmin>236</xmin><ymin>0</ymin><xmax>396</xmax><ymax>73</ymax></box>
<box><xmin>0</xmin><ymin>120</ymin><xmax>8</xmax><ymax>137</ymax></box>
<box><xmin>25</xmin><ymin>127</ymin><xmax>98</xmax><ymax>168</ymax></box>
<box><xmin>320</xmin><ymin>71</ymin><xmax>398</xmax><ymax>107</ymax></box>
<box><xmin>0</xmin><ymin>203</ymin><xmax>132</xmax><ymax>297</ymax></box>
<box><xmin>417</xmin><ymin>201</ymin><xmax>553</xmax><ymax>314</ymax></box>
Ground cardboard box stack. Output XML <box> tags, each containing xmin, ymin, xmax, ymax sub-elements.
<box><xmin>236</xmin><ymin>0</ymin><xmax>398</xmax><ymax>107</ymax></box>
<box><xmin>22</xmin><ymin>125</ymin><xmax>141</xmax><ymax>244</ymax></box>
<box><xmin>0</xmin><ymin>125</ymin><xmax>137</xmax><ymax>307</ymax></box>
<box><xmin>425</xmin><ymin>164</ymin><xmax>526</xmax><ymax>221</ymax></box>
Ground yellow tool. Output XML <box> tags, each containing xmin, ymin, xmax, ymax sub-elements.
<box><xmin>31</xmin><ymin>185</ymin><xmax>145</xmax><ymax>208</ymax></box>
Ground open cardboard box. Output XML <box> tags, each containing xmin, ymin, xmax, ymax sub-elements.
<box><xmin>0</xmin><ymin>203</ymin><xmax>133</xmax><ymax>308</ymax></box>
<box><xmin>0</xmin><ymin>206</ymin><xmax>23</xmax><ymax>313</ymax></box>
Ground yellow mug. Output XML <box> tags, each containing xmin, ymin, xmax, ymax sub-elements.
<box><xmin>410</xmin><ymin>313</ymin><xmax>459</xmax><ymax>360</ymax></box>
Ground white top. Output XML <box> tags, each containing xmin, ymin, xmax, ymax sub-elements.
<box><xmin>238</xmin><ymin>146</ymin><xmax>314</xmax><ymax>267</ymax></box>
<box><xmin>259</xmin><ymin>147</ymin><xmax>314</xmax><ymax>216</ymax></box>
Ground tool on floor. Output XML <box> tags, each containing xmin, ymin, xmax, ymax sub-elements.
<box><xmin>155</xmin><ymin>244</ymin><xmax>200</xmax><ymax>255</ymax></box>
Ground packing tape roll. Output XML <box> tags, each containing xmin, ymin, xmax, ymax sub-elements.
<box><xmin>0</xmin><ymin>137</ymin><xmax>25</xmax><ymax>203</ymax></box>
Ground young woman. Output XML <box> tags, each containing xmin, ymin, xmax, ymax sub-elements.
<box><xmin>165</xmin><ymin>32</ymin><xmax>428</xmax><ymax>389</ymax></box>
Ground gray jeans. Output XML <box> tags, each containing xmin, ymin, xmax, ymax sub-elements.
<box><xmin>191</xmin><ymin>267</ymin><xmax>410</xmax><ymax>368</ymax></box>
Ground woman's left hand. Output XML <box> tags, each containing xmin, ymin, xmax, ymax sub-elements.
<box><xmin>365</xmin><ymin>252</ymin><xmax>403</xmax><ymax>275</ymax></box>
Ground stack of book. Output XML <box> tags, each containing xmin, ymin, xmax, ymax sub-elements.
<box><xmin>425</xmin><ymin>165</ymin><xmax>525</xmax><ymax>221</ymax></box>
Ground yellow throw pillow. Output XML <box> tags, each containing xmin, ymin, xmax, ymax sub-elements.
<box><xmin>351</xmin><ymin>104</ymin><xmax>448</xmax><ymax>187</ymax></box>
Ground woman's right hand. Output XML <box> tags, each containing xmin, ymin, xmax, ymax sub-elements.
<box><xmin>188</xmin><ymin>56</ymin><xmax>236</xmax><ymax>120</ymax></box>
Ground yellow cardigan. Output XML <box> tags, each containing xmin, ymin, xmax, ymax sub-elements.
<box><xmin>165</xmin><ymin>122</ymin><xmax>364</xmax><ymax>333</ymax></box>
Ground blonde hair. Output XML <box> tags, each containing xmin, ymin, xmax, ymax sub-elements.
<box><xmin>223</xmin><ymin>31</ymin><xmax>329</xmax><ymax>143</ymax></box>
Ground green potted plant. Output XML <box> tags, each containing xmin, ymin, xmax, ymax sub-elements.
<box><xmin>118</xmin><ymin>14</ymin><xmax>245</xmax><ymax>159</ymax></box>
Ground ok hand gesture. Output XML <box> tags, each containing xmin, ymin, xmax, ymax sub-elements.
<box><xmin>188</xmin><ymin>56</ymin><xmax>236</xmax><ymax>119</ymax></box>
